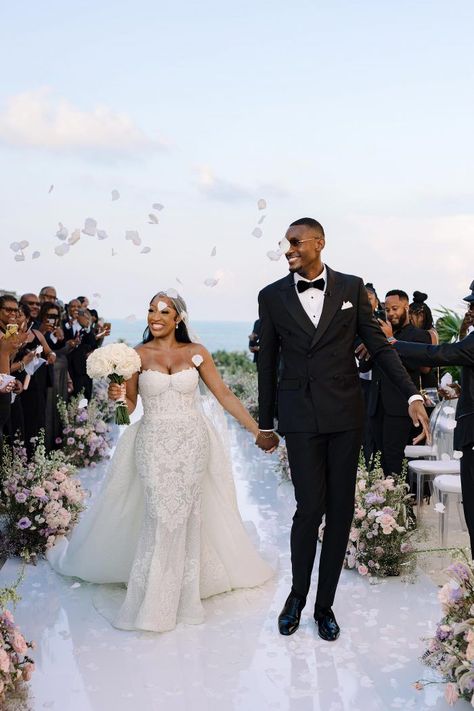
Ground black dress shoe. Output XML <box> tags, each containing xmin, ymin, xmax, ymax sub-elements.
<box><xmin>278</xmin><ymin>593</ymin><xmax>305</xmax><ymax>636</ymax></box>
<box><xmin>314</xmin><ymin>607</ymin><xmax>340</xmax><ymax>641</ymax></box>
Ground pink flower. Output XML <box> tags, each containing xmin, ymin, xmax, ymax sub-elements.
<box><xmin>53</xmin><ymin>470</ymin><xmax>66</xmax><ymax>482</ymax></box>
<box><xmin>444</xmin><ymin>682</ymin><xmax>459</xmax><ymax>706</ymax></box>
<box><xmin>355</xmin><ymin>507</ymin><xmax>366</xmax><ymax>520</ymax></box>
<box><xmin>413</xmin><ymin>681</ymin><xmax>423</xmax><ymax>691</ymax></box>
<box><xmin>15</xmin><ymin>492</ymin><xmax>27</xmax><ymax>503</ymax></box>
<box><xmin>31</xmin><ymin>486</ymin><xmax>46</xmax><ymax>498</ymax></box>
<box><xmin>349</xmin><ymin>528</ymin><xmax>359</xmax><ymax>542</ymax></box>
<box><xmin>22</xmin><ymin>662</ymin><xmax>35</xmax><ymax>681</ymax></box>
<box><xmin>75</xmin><ymin>427</ymin><xmax>85</xmax><ymax>436</ymax></box>
<box><xmin>67</xmin><ymin>437</ymin><xmax>75</xmax><ymax>445</ymax></box>
<box><xmin>358</xmin><ymin>565</ymin><xmax>369</xmax><ymax>576</ymax></box>
<box><xmin>3</xmin><ymin>610</ymin><xmax>14</xmax><ymax>623</ymax></box>
<box><xmin>0</xmin><ymin>678</ymin><xmax>3</xmax><ymax>694</ymax></box>
<box><xmin>0</xmin><ymin>647</ymin><xmax>10</xmax><ymax>673</ymax></box>
<box><xmin>11</xmin><ymin>631</ymin><xmax>28</xmax><ymax>655</ymax></box>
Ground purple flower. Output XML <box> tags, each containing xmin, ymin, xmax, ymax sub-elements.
<box><xmin>364</xmin><ymin>493</ymin><xmax>385</xmax><ymax>506</ymax></box>
<box><xmin>67</xmin><ymin>437</ymin><xmax>75</xmax><ymax>445</ymax></box>
<box><xmin>448</xmin><ymin>562</ymin><xmax>471</xmax><ymax>581</ymax></box>
<box><xmin>55</xmin><ymin>437</ymin><xmax>62</xmax><ymax>444</ymax></box>
<box><xmin>15</xmin><ymin>492</ymin><xmax>27</xmax><ymax>503</ymax></box>
<box><xmin>17</xmin><ymin>517</ymin><xmax>32</xmax><ymax>530</ymax></box>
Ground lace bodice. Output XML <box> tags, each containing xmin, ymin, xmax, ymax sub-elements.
<box><xmin>138</xmin><ymin>368</ymin><xmax>200</xmax><ymax>419</ymax></box>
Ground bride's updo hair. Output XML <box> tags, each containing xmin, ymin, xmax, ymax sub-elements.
<box><xmin>142</xmin><ymin>291</ymin><xmax>193</xmax><ymax>344</ymax></box>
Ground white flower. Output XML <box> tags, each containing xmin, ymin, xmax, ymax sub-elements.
<box><xmin>434</xmin><ymin>503</ymin><xmax>446</xmax><ymax>514</ymax></box>
<box><xmin>87</xmin><ymin>343</ymin><xmax>141</xmax><ymax>380</ymax></box>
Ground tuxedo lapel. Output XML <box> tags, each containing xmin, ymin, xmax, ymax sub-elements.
<box><xmin>309</xmin><ymin>266</ymin><xmax>344</xmax><ymax>350</ymax></box>
<box><xmin>278</xmin><ymin>274</ymin><xmax>315</xmax><ymax>339</ymax></box>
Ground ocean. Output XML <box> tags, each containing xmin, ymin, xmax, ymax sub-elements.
<box><xmin>104</xmin><ymin>320</ymin><xmax>254</xmax><ymax>353</ymax></box>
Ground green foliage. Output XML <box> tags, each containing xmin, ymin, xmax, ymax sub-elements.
<box><xmin>212</xmin><ymin>350</ymin><xmax>255</xmax><ymax>375</ymax></box>
<box><xmin>435</xmin><ymin>306</ymin><xmax>463</xmax><ymax>382</ymax></box>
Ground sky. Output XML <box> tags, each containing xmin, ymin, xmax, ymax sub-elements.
<box><xmin>0</xmin><ymin>0</ymin><xmax>473</xmax><ymax>323</ymax></box>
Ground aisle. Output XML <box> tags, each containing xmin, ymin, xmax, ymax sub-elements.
<box><xmin>1</xmin><ymin>423</ymin><xmax>454</xmax><ymax>711</ymax></box>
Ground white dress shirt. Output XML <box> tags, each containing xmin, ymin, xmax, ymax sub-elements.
<box><xmin>294</xmin><ymin>265</ymin><xmax>327</xmax><ymax>328</ymax></box>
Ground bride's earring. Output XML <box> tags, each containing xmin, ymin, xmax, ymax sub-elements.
<box><xmin>175</xmin><ymin>323</ymin><xmax>179</xmax><ymax>330</ymax></box>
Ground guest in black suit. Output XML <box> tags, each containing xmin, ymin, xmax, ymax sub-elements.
<box><xmin>380</xmin><ymin>285</ymin><xmax>474</xmax><ymax>554</ymax></box>
<box><xmin>255</xmin><ymin>218</ymin><xmax>429</xmax><ymax>640</ymax></box>
<box><xmin>366</xmin><ymin>290</ymin><xmax>431</xmax><ymax>476</ymax></box>
<box><xmin>248</xmin><ymin>319</ymin><xmax>261</xmax><ymax>365</ymax></box>
<box><xmin>63</xmin><ymin>299</ymin><xmax>98</xmax><ymax>400</ymax></box>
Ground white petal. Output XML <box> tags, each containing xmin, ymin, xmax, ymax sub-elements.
<box><xmin>446</xmin><ymin>420</ymin><xmax>457</xmax><ymax>430</ymax></box>
<box><xmin>176</xmin><ymin>277</ymin><xmax>183</xmax><ymax>285</ymax></box>
<box><xmin>434</xmin><ymin>503</ymin><xmax>446</xmax><ymax>513</ymax></box>
<box><xmin>97</xmin><ymin>230</ymin><xmax>108</xmax><ymax>240</ymax></box>
<box><xmin>125</xmin><ymin>230</ymin><xmax>140</xmax><ymax>243</ymax></box>
<box><xmin>210</xmin><ymin>246</ymin><xmax>217</xmax><ymax>257</ymax></box>
<box><xmin>19</xmin><ymin>240</ymin><xmax>29</xmax><ymax>249</ymax></box>
<box><xmin>32</xmin><ymin>251</ymin><xmax>41</xmax><ymax>259</ymax></box>
<box><xmin>441</xmin><ymin>453</ymin><xmax>451</xmax><ymax>461</ymax></box>
<box><xmin>191</xmin><ymin>354</ymin><xmax>204</xmax><ymax>367</ymax></box>
<box><xmin>252</xmin><ymin>227</ymin><xmax>263</xmax><ymax>239</ymax></box>
<box><xmin>165</xmin><ymin>288</ymin><xmax>179</xmax><ymax>299</ymax></box>
<box><xmin>111</xmin><ymin>189</ymin><xmax>120</xmax><ymax>201</ymax></box>
<box><xmin>279</xmin><ymin>237</ymin><xmax>290</xmax><ymax>252</ymax></box>
<box><xmin>148</xmin><ymin>213</ymin><xmax>159</xmax><ymax>224</ymax></box>
<box><xmin>56</xmin><ymin>223</ymin><xmax>68</xmax><ymax>240</ymax></box>
<box><xmin>125</xmin><ymin>314</ymin><xmax>137</xmax><ymax>322</ymax></box>
<box><xmin>70</xmin><ymin>582</ymin><xmax>81</xmax><ymax>589</ymax></box>
<box><xmin>48</xmin><ymin>184</ymin><xmax>54</xmax><ymax>193</ymax></box>
<box><xmin>112</xmin><ymin>249</ymin><xmax>118</xmax><ymax>256</ymax></box>
<box><xmin>14</xmin><ymin>253</ymin><xmax>25</xmax><ymax>262</ymax></box>
<box><xmin>258</xmin><ymin>215</ymin><xmax>267</xmax><ymax>225</ymax></box>
<box><xmin>204</xmin><ymin>278</ymin><xmax>218</xmax><ymax>287</ymax></box>
<box><xmin>68</xmin><ymin>230</ymin><xmax>81</xmax><ymax>245</ymax></box>
<box><xmin>257</xmin><ymin>198</ymin><xmax>267</xmax><ymax>210</ymax></box>
<box><xmin>93</xmin><ymin>292</ymin><xmax>101</xmax><ymax>298</ymax></box>
<box><xmin>10</xmin><ymin>241</ymin><xmax>21</xmax><ymax>252</ymax></box>
<box><xmin>157</xmin><ymin>301</ymin><xmax>168</xmax><ymax>312</ymax></box>
<box><xmin>55</xmin><ymin>243</ymin><xmax>70</xmax><ymax>256</ymax></box>
<box><xmin>141</xmin><ymin>246</ymin><xmax>151</xmax><ymax>254</ymax></box>
<box><xmin>443</xmin><ymin>406</ymin><xmax>456</xmax><ymax>415</ymax></box>
<box><xmin>152</xmin><ymin>203</ymin><xmax>164</xmax><ymax>211</ymax></box>
<box><xmin>82</xmin><ymin>217</ymin><xmax>97</xmax><ymax>236</ymax></box>
<box><xmin>266</xmin><ymin>250</ymin><xmax>282</xmax><ymax>261</ymax></box>
<box><xmin>453</xmin><ymin>451</ymin><xmax>464</xmax><ymax>460</ymax></box>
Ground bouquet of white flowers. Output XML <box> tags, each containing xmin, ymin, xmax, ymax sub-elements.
<box><xmin>86</xmin><ymin>343</ymin><xmax>141</xmax><ymax>425</ymax></box>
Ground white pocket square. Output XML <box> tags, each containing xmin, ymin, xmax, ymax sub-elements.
<box><xmin>341</xmin><ymin>301</ymin><xmax>353</xmax><ymax>310</ymax></box>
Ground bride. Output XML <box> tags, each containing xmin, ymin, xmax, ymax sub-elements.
<box><xmin>47</xmin><ymin>290</ymin><xmax>275</xmax><ymax>632</ymax></box>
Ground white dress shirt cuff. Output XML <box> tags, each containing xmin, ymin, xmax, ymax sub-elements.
<box><xmin>259</xmin><ymin>429</ymin><xmax>274</xmax><ymax>432</ymax></box>
<box><xmin>408</xmin><ymin>394</ymin><xmax>424</xmax><ymax>405</ymax></box>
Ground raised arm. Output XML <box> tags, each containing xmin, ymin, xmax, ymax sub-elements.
<box><xmin>395</xmin><ymin>333</ymin><xmax>474</xmax><ymax>368</ymax></box>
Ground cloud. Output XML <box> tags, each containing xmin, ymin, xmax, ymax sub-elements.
<box><xmin>195</xmin><ymin>166</ymin><xmax>289</xmax><ymax>203</ymax></box>
<box><xmin>0</xmin><ymin>88</ymin><xmax>166</xmax><ymax>156</ymax></box>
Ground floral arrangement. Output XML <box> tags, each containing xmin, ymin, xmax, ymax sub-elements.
<box><xmin>92</xmin><ymin>379</ymin><xmax>116</xmax><ymax>423</ymax></box>
<box><xmin>344</xmin><ymin>458</ymin><xmax>417</xmax><ymax>578</ymax></box>
<box><xmin>56</xmin><ymin>394</ymin><xmax>113</xmax><ymax>468</ymax></box>
<box><xmin>0</xmin><ymin>573</ymin><xmax>35</xmax><ymax>707</ymax></box>
<box><xmin>0</xmin><ymin>437</ymin><xmax>86</xmax><ymax>561</ymax></box>
<box><xmin>419</xmin><ymin>557</ymin><xmax>474</xmax><ymax>706</ymax></box>
<box><xmin>86</xmin><ymin>343</ymin><xmax>141</xmax><ymax>424</ymax></box>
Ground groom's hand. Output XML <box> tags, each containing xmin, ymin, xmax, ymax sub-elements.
<box><xmin>255</xmin><ymin>430</ymin><xmax>279</xmax><ymax>453</ymax></box>
<box><xmin>408</xmin><ymin>400</ymin><xmax>432</xmax><ymax>445</ymax></box>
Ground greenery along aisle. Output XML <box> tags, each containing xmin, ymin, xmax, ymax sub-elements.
<box><xmin>212</xmin><ymin>351</ymin><xmax>259</xmax><ymax>419</ymax></box>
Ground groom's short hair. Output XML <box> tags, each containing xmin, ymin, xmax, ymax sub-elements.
<box><xmin>289</xmin><ymin>217</ymin><xmax>325</xmax><ymax>238</ymax></box>
<box><xmin>385</xmin><ymin>289</ymin><xmax>409</xmax><ymax>302</ymax></box>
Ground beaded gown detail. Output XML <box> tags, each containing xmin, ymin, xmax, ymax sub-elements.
<box><xmin>47</xmin><ymin>367</ymin><xmax>273</xmax><ymax>632</ymax></box>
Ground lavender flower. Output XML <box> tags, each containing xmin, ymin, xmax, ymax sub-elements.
<box><xmin>17</xmin><ymin>517</ymin><xmax>32</xmax><ymax>529</ymax></box>
<box><xmin>15</xmin><ymin>492</ymin><xmax>27</xmax><ymax>503</ymax></box>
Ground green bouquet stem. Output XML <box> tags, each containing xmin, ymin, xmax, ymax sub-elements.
<box><xmin>108</xmin><ymin>373</ymin><xmax>130</xmax><ymax>425</ymax></box>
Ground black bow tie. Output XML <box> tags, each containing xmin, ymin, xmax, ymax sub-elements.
<box><xmin>296</xmin><ymin>278</ymin><xmax>325</xmax><ymax>294</ymax></box>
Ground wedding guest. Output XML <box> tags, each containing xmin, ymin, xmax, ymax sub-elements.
<box><xmin>39</xmin><ymin>286</ymin><xmax>58</xmax><ymax>305</ymax></box>
<box><xmin>409</xmin><ymin>291</ymin><xmax>439</xmax><ymax>389</ymax></box>
<box><xmin>38</xmin><ymin>302</ymin><xmax>69</xmax><ymax>449</ymax></box>
<box><xmin>367</xmin><ymin>290</ymin><xmax>431</xmax><ymax>476</ymax></box>
<box><xmin>19</xmin><ymin>293</ymin><xmax>41</xmax><ymax>328</ymax></box>
<box><xmin>460</xmin><ymin>281</ymin><xmax>474</xmax><ymax>340</ymax></box>
<box><xmin>63</xmin><ymin>299</ymin><xmax>97</xmax><ymax>400</ymax></box>
<box><xmin>249</xmin><ymin>319</ymin><xmax>261</xmax><ymax>365</ymax></box>
<box><xmin>357</xmin><ymin>283</ymin><xmax>379</xmax><ymax>467</ymax></box>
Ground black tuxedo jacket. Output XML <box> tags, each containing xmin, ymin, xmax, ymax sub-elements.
<box><xmin>368</xmin><ymin>323</ymin><xmax>431</xmax><ymax>418</ymax></box>
<box><xmin>258</xmin><ymin>266</ymin><xmax>418</xmax><ymax>434</ymax></box>
<box><xmin>395</xmin><ymin>333</ymin><xmax>474</xmax><ymax>448</ymax></box>
<box><xmin>62</xmin><ymin>320</ymin><xmax>97</xmax><ymax>376</ymax></box>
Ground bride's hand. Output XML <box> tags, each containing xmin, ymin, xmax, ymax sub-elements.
<box><xmin>108</xmin><ymin>383</ymin><xmax>126</xmax><ymax>401</ymax></box>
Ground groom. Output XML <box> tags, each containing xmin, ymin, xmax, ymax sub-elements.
<box><xmin>255</xmin><ymin>218</ymin><xmax>430</xmax><ymax>640</ymax></box>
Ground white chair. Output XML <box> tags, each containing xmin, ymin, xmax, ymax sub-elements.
<box><xmin>432</xmin><ymin>474</ymin><xmax>467</xmax><ymax>546</ymax></box>
<box><xmin>404</xmin><ymin>444</ymin><xmax>437</xmax><ymax>459</ymax></box>
<box><xmin>407</xmin><ymin>459</ymin><xmax>460</xmax><ymax>509</ymax></box>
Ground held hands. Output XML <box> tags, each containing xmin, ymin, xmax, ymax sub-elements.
<box><xmin>408</xmin><ymin>400</ymin><xmax>432</xmax><ymax>445</ymax></box>
<box><xmin>108</xmin><ymin>382</ymin><xmax>127</xmax><ymax>402</ymax></box>
<box><xmin>255</xmin><ymin>430</ymin><xmax>280</xmax><ymax>454</ymax></box>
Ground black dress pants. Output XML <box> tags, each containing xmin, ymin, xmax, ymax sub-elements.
<box><xmin>285</xmin><ymin>428</ymin><xmax>362</xmax><ymax>609</ymax></box>
<box><xmin>460</xmin><ymin>443</ymin><xmax>474</xmax><ymax>557</ymax></box>
<box><xmin>370</xmin><ymin>399</ymin><xmax>413</xmax><ymax>476</ymax></box>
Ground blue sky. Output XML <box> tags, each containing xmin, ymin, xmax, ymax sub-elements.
<box><xmin>0</xmin><ymin>0</ymin><xmax>473</xmax><ymax>322</ymax></box>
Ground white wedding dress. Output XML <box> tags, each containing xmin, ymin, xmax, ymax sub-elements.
<box><xmin>47</xmin><ymin>367</ymin><xmax>273</xmax><ymax>632</ymax></box>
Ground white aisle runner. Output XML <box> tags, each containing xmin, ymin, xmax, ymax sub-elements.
<box><xmin>0</xmin><ymin>420</ymin><xmax>454</xmax><ymax>710</ymax></box>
